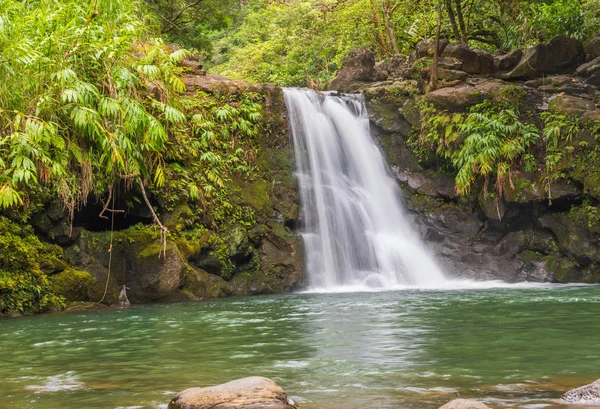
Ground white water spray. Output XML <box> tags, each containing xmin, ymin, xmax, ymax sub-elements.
<box><xmin>284</xmin><ymin>88</ymin><xmax>446</xmax><ymax>290</ymax></box>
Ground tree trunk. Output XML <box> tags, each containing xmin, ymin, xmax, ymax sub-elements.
<box><xmin>370</xmin><ymin>0</ymin><xmax>389</xmax><ymax>57</ymax></box>
<box><xmin>382</xmin><ymin>0</ymin><xmax>400</xmax><ymax>55</ymax></box>
<box><xmin>454</xmin><ymin>0</ymin><xmax>468</xmax><ymax>44</ymax></box>
<box><xmin>427</xmin><ymin>1</ymin><xmax>444</xmax><ymax>94</ymax></box>
<box><xmin>445</xmin><ymin>0</ymin><xmax>461</xmax><ymax>43</ymax></box>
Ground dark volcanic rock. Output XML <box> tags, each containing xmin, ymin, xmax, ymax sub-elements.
<box><xmin>442</xmin><ymin>43</ymin><xmax>495</xmax><ymax>75</ymax></box>
<box><xmin>494</xmin><ymin>49</ymin><xmax>523</xmax><ymax>71</ymax></box>
<box><xmin>503</xmin><ymin>35</ymin><xmax>584</xmax><ymax>79</ymax></box>
<box><xmin>327</xmin><ymin>48</ymin><xmax>376</xmax><ymax>92</ymax></box>
<box><xmin>584</xmin><ymin>36</ymin><xmax>600</xmax><ymax>60</ymax></box>
<box><xmin>410</xmin><ymin>38</ymin><xmax>449</xmax><ymax>62</ymax></box>
<box><xmin>424</xmin><ymin>83</ymin><xmax>483</xmax><ymax>111</ymax></box>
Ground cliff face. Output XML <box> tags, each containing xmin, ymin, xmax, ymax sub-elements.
<box><xmin>1</xmin><ymin>74</ymin><xmax>303</xmax><ymax>316</ymax></box>
<box><xmin>328</xmin><ymin>36</ymin><xmax>600</xmax><ymax>283</ymax></box>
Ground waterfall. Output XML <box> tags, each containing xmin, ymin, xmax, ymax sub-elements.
<box><xmin>284</xmin><ymin>88</ymin><xmax>446</xmax><ymax>290</ymax></box>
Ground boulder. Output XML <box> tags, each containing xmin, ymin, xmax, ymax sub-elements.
<box><xmin>410</xmin><ymin>38</ymin><xmax>449</xmax><ymax>62</ymax></box>
<box><xmin>584</xmin><ymin>36</ymin><xmax>600</xmax><ymax>60</ymax></box>
<box><xmin>494</xmin><ymin>49</ymin><xmax>523</xmax><ymax>71</ymax></box>
<box><xmin>327</xmin><ymin>48</ymin><xmax>376</xmax><ymax>92</ymax></box>
<box><xmin>562</xmin><ymin>379</ymin><xmax>600</xmax><ymax>404</ymax></box>
<box><xmin>387</xmin><ymin>54</ymin><xmax>411</xmax><ymax>78</ymax></box>
<box><xmin>438</xmin><ymin>68</ymin><xmax>468</xmax><ymax>81</ymax></box>
<box><xmin>168</xmin><ymin>377</ymin><xmax>298</xmax><ymax>409</ymax></box>
<box><xmin>374</xmin><ymin>61</ymin><xmax>389</xmax><ymax>81</ymax></box>
<box><xmin>442</xmin><ymin>43</ymin><xmax>495</xmax><ymax>75</ymax></box>
<box><xmin>548</xmin><ymin>94</ymin><xmax>595</xmax><ymax>116</ymax></box>
<box><xmin>424</xmin><ymin>83</ymin><xmax>483</xmax><ymax>111</ymax></box>
<box><xmin>367</xmin><ymin>99</ymin><xmax>412</xmax><ymax>134</ymax></box>
<box><xmin>575</xmin><ymin>56</ymin><xmax>600</xmax><ymax>77</ymax></box>
<box><xmin>503</xmin><ymin>36</ymin><xmax>584</xmax><ymax>79</ymax></box>
<box><xmin>575</xmin><ymin>56</ymin><xmax>600</xmax><ymax>85</ymax></box>
<box><xmin>439</xmin><ymin>399</ymin><xmax>492</xmax><ymax>409</ymax></box>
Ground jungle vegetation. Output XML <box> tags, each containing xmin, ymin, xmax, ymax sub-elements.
<box><xmin>1</xmin><ymin>0</ymin><xmax>599</xmax><ymax>314</ymax></box>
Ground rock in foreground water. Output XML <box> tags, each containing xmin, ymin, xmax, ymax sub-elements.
<box><xmin>439</xmin><ymin>399</ymin><xmax>492</xmax><ymax>409</ymax></box>
<box><xmin>562</xmin><ymin>379</ymin><xmax>600</xmax><ymax>404</ymax></box>
<box><xmin>168</xmin><ymin>377</ymin><xmax>298</xmax><ymax>409</ymax></box>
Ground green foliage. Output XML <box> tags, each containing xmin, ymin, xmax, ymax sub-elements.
<box><xmin>525</xmin><ymin>0</ymin><xmax>584</xmax><ymax>40</ymax></box>
<box><xmin>156</xmin><ymin>91</ymin><xmax>263</xmax><ymax>225</ymax></box>
<box><xmin>417</xmin><ymin>100</ymin><xmax>539</xmax><ymax>197</ymax></box>
<box><xmin>0</xmin><ymin>217</ymin><xmax>64</xmax><ymax>315</ymax></box>
<box><xmin>212</xmin><ymin>0</ymin><xmax>376</xmax><ymax>86</ymax></box>
<box><xmin>52</xmin><ymin>268</ymin><xmax>98</xmax><ymax>303</ymax></box>
<box><xmin>541</xmin><ymin>112</ymin><xmax>581</xmax><ymax>149</ymax></box>
<box><xmin>208</xmin><ymin>0</ymin><xmax>600</xmax><ymax>85</ymax></box>
<box><xmin>144</xmin><ymin>0</ymin><xmax>241</xmax><ymax>54</ymax></box>
<box><xmin>454</xmin><ymin>102</ymin><xmax>539</xmax><ymax>196</ymax></box>
<box><xmin>0</xmin><ymin>0</ymin><xmax>186</xmax><ymax>217</ymax></box>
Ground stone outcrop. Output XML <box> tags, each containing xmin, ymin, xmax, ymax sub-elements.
<box><xmin>439</xmin><ymin>399</ymin><xmax>492</xmax><ymax>409</ymax></box>
<box><xmin>575</xmin><ymin>56</ymin><xmax>600</xmax><ymax>86</ymax></box>
<box><xmin>326</xmin><ymin>48</ymin><xmax>376</xmax><ymax>92</ymax></box>
<box><xmin>24</xmin><ymin>78</ymin><xmax>303</xmax><ymax>306</ymax></box>
<box><xmin>562</xmin><ymin>379</ymin><xmax>600</xmax><ymax>404</ymax></box>
<box><xmin>584</xmin><ymin>36</ymin><xmax>600</xmax><ymax>60</ymax></box>
<box><xmin>502</xmin><ymin>35</ymin><xmax>584</xmax><ymax>79</ymax></box>
<box><xmin>494</xmin><ymin>49</ymin><xmax>523</xmax><ymax>71</ymax></box>
<box><xmin>424</xmin><ymin>83</ymin><xmax>482</xmax><ymax>111</ymax></box>
<box><xmin>410</xmin><ymin>38</ymin><xmax>449</xmax><ymax>62</ymax></box>
<box><xmin>168</xmin><ymin>377</ymin><xmax>298</xmax><ymax>409</ymax></box>
<box><xmin>325</xmin><ymin>35</ymin><xmax>600</xmax><ymax>284</ymax></box>
<box><xmin>441</xmin><ymin>43</ymin><xmax>495</xmax><ymax>75</ymax></box>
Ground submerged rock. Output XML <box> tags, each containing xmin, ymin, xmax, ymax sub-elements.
<box><xmin>168</xmin><ymin>377</ymin><xmax>298</xmax><ymax>409</ymax></box>
<box><xmin>562</xmin><ymin>379</ymin><xmax>600</xmax><ymax>404</ymax></box>
<box><xmin>439</xmin><ymin>399</ymin><xmax>492</xmax><ymax>409</ymax></box>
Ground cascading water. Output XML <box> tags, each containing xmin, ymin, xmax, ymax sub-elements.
<box><xmin>284</xmin><ymin>88</ymin><xmax>446</xmax><ymax>290</ymax></box>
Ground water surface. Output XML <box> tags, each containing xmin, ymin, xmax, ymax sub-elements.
<box><xmin>1</xmin><ymin>286</ymin><xmax>599</xmax><ymax>409</ymax></box>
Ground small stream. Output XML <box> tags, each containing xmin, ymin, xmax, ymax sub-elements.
<box><xmin>1</xmin><ymin>285</ymin><xmax>598</xmax><ymax>409</ymax></box>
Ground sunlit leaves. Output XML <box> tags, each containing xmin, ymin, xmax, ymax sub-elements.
<box><xmin>0</xmin><ymin>0</ymin><xmax>188</xmax><ymax>210</ymax></box>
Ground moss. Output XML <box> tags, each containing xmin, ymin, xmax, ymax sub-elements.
<box><xmin>519</xmin><ymin>250</ymin><xmax>543</xmax><ymax>263</ymax></box>
<box><xmin>52</xmin><ymin>268</ymin><xmax>99</xmax><ymax>302</ymax></box>
<box><xmin>180</xmin><ymin>267</ymin><xmax>228</xmax><ymax>299</ymax></box>
<box><xmin>0</xmin><ymin>216</ymin><xmax>65</xmax><ymax>315</ymax></box>
<box><xmin>162</xmin><ymin>204</ymin><xmax>194</xmax><ymax>232</ymax></box>
<box><xmin>503</xmin><ymin>175</ymin><xmax>540</xmax><ymax>203</ymax></box>
<box><xmin>543</xmin><ymin>255</ymin><xmax>580</xmax><ymax>283</ymax></box>
<box><xmin>239</xmin><ymin>178</ymin><xmax>271</xmax><ymax>215</ymax></box>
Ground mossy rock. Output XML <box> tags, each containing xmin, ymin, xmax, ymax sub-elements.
<box><xmin>162</xmin><ymin>204</ymin><xmax>195</xmax><ymax>233</ymax></box>
<box><xmin>548</xmin><ymin>95</ymin><xmax>595</xmax><ymax>116</ymax></box>
<box><xmin>52</xmin><ymin>268</ymin><xmax>99</xmax><ymax>302</ymax></box>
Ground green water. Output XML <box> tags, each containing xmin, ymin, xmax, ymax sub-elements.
<box><xmin>1</xmin><ymin>286</ymin><xmax>599</xmax><ymax>409</ymax></box>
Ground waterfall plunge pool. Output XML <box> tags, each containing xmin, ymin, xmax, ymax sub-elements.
<box><xmin>1</xmin><ymin>285</ymin><xmax>599</xmax><ymax>409</ymax></box>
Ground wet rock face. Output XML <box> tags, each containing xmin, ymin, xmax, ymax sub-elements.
<box><xmin>168</xmin><ymin>377</ymin><xmax>298</xmax><ymax>409</ymax></box>
<box><xmin>562</xmin><ymin>379</ymin><xmax>600</xmax><ymax>404</ymax></box>
<box><xmin>503</xmin><ymin>35</ymin><xmax>584</xmax><ymax>79</ymax></box>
